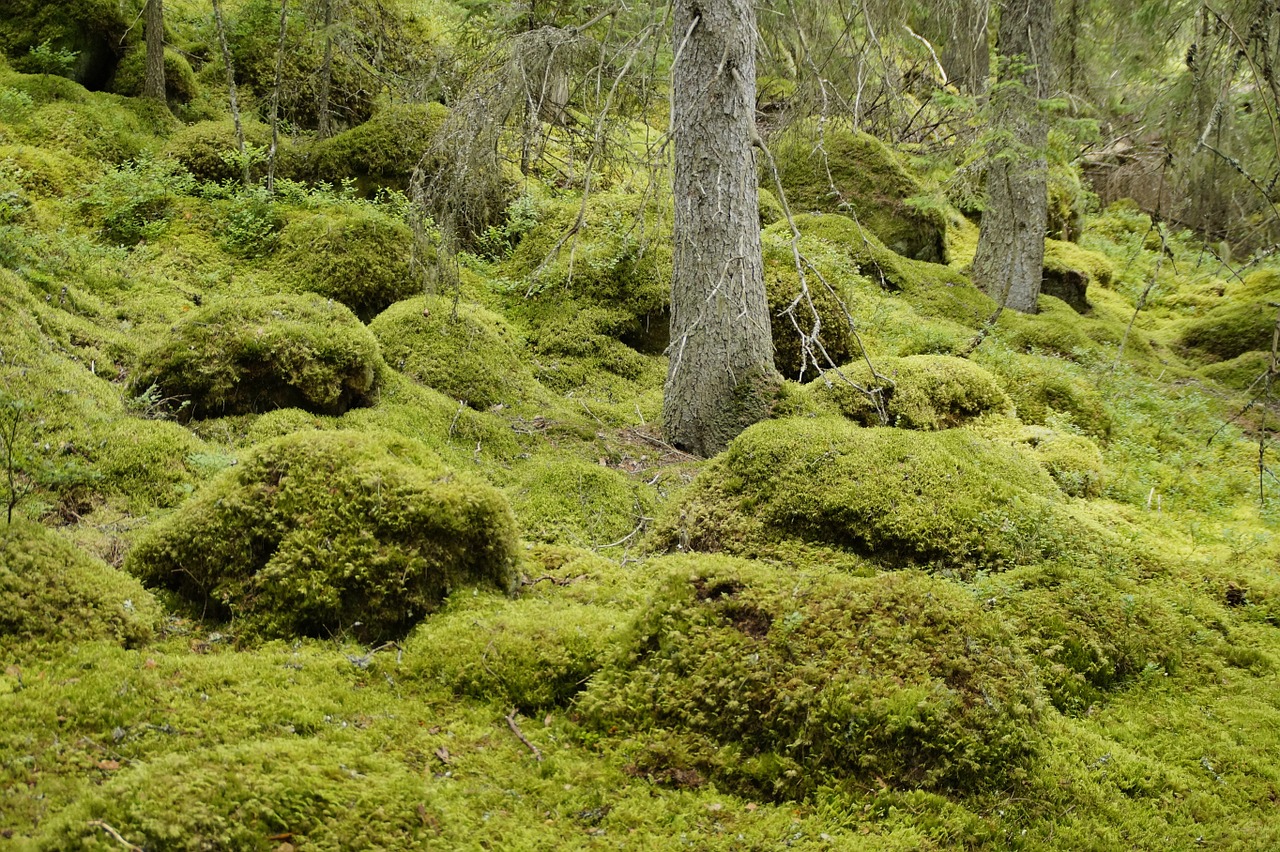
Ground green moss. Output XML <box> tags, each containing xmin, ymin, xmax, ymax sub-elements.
<box><xmin>370</xmin><ymin>294</ymin><xmax>536</xmax><ymax>410</ymax></box>
<box><xmin>126</xmin><ymin>429</ymin><xmax>519</xmax><ymax>640</ymax></box>
<box><xmin>657</xmin><ymin>417</ymin><xmax>1070</xmax><ymax>572</ymax></box>
<box><xmin>1198</xmin><ymin>350</ymin><xmax>1270</xmax><ymax>391</ymax></box>
<box><xmin>0</xmin><ymin>520</ymin><xmax>162</xmax><ymax>647</ymax></box>
<box><xmin>0</xmin><ymin>143</ymin><xmax>96</xmax><ymax>197</ymax></box>
<box><xmin>308</xmin><ymin>102</ymin><xmax>449</xmax><ymax>184</ymax></box>
<box><xmin>88</xmin><ymin>418</ymin><xmax>205</xmax><ymax>510</ymax></box>
<box><xmin>975</xmin><ymin>345</ymin><xmax>1113</xmax><ymax>439</ymax></box>
<box><xmin>582</xmin><ymin>558</ymin><xmax>1045</xmax><ymax>798</ymax></box>
<box><xmin>806</xmin><ymin>354</ymin><xmax>1012</xmax><ymax>430</ymax></box>
<box><xmin>130</xmin><ymin>293</ymin><xmax>381</xmax><ymax>420</ymax></box>
<box><xmin>1019</xmin><ymin>427</ymin><xmax>1106</xmax><ymax>498</ymax></box>
<box><xmin>772</xmin><ymin>124</ymin><xmax>948</xmax><ymax>263</ymax></box>
<box><xmin>162</xmin><ymin>118</ymin><xmax>273</xmax><ymax>183</ymax></box>
<box><xmin>245</xmin><ymin>407</ymin><xmax>339</xmax><ymax>443</ymax></box>
<box><xmin>1179</xmin><ymin>271</ymin><xmax>1280</xmax><ymax>362</ymax></box>
<box><xmin>273</xmin><ymin>206</ymin><xmax>416</xmax><ymax>321</ymax></box>
<box><xmin>508</xmin><ymin>457</ymin><xmax>655</xmax><ymax>548</ymax></box>
<box><xmin>110</xmin><ymin>46</ymin><xmax>197</xmax><ymax>104</ymax></box>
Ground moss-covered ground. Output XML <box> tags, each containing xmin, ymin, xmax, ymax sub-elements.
<box><xmin>3</xmin><ymin>24</ymin><xmax>1280</xmax><ymax>850</ymax></box>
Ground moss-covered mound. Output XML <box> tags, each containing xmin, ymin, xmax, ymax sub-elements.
<box><xmin>1021</xmin><ymin>427</ymin><xmax>1105</xmax><ymax>498</ymax></box>
<box><xmin>773</xmin><ymin>126</ymin><xmax>947</xmax><ymax>263</ymax></box>
<box><xmin>975</xmin><ymin>347</ymin><xmax>1112</xmax><ymax>439</ymax></box>
<box><xmin>1198</xmin><ymin>350</ymin><xmax>1270</xmax><ymax>391</ymax></box>
<box><xmin>127</xmin><ymin>430</ymin><xmax>518</xmax><ymax>640</ymax></box>
<box><xmin>657</xmin><ymin>417</ymin><xmax>1064</xmax><ymax>572</ymax></box>
<box><xmin>806</xmin><ymin>354</ymin><xmax>1012</xmax><ymax>429</ymax></box>
<box><xmin>1041</xmin><ymin>239</ymin><xmax>1113</xmax><ymax>314</ymax></box>
<box><xmin>130</xmin><ymin>294</ymin><xmax>381</xmax><ymax>420</ymax></box>
<box><xmin>274</xmin><ymin>206</ymin><xmax>416</xmax><ymax>321</ymax></box>
<box><xmin>369</xmin><ymin>294</ymin><xmax>534</xmax><ymax>410</ymax></box>
<box><xmin>581</xmin><ymin>559</ymin><xmax>1045</xmax><ymax>798</ymax></box>
<box><xmin>309</xmin><ymin>102</ymin><xmax>450</xmax><ymax>185</ymax></box>
<box><xmin>36</xmin><ymin>738</ymin><xmax>434</xmax><ymax>851</ymax></box>
<box><xmin>0</xmin><ymin>520</ymin><xmax>162</xmax><ymax>646</ymax></box>
<box><xmin>508</xmin><ymin>457</ymin><xmax>655</xmax><ymax>547</ymax></box>
<box><xmin>1179</xmin><ymin>272</ymin><xmax>1280</xmax><ymax>362</ymax></box>
<box><xmin>110</xmin><ymin>45</ymin><xmax>197</xmax><ymax>104</ymax></box>
<box><xmin>162</xmin><ymin>118</ymin><xmax>275</xmax><ymax>183</ymax></box>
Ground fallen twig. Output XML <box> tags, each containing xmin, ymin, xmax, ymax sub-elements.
<box><xmin>88</xmin><ymin>820</ymin><xmax>142</xmax><ymax>851</ymax></box>
<box><xmin>505</xmin><ymin>710</ymin><xmax>543</xmax><ymax>761</ymax></box>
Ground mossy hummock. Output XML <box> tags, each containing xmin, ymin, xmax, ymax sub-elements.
<box><xmin>126</xmin><ymin>430</ymin><xmax>519</xmax><ymax>640</ymax></box>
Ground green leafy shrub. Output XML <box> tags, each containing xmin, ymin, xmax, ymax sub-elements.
<box><xmin>21</xmin><ymin>39</ymin><xmax>78</xmax><ymax>77</ymax></box>
<box><xmin>126</xmin><ymin>430</ymin><xmax>519</xmax><ymax>640</ymax></box>
<box><xmin>655</xmin><ymin>417</ymin><xmax>1065</xmax><ymax>572</ymax></box>
<box><xmin>369</xmin><ymin>294</ymin><xmax>535</xmax><ymax>410</ymax></box>
<box><xmin>581</xmin><ymin>558</ymin><xmax>1046</xmax><ymax>798</ymax></box>
<box><xmin>218</xmin><ymin>187</ymin><xmax>282</xmax><ymax>257</ymax></box>
<box><xmin>129</xmin><ymin>294</ymin><xmax>382</xmax><ymax>420</ymax></box>
<box><xmin>274</xmin><ymin>206</ymin><xmax>416</xmax><ymax>321</ymax></box>
<box><xmin>0</xmin><ymin>519</ymin><xmax>162</xmax><ymax>646</ymax></box>
<box><xmin>110</xmin><ymin>45</ymin><xmax>197</xmax><ymax>103</ymax></box>
<box><xmin>806</xmin><ymin>354</ymin><xmax>1012</xmax><ymax>429</ymax></box>
<box><xmin>508</xmin><ymin>457</ymin><xmax>654</xmax><ymax>547</ymax></box>
<box><xmin>78</xmin><ymin>157</ymin><xmax>195</xmax><ymax>245</ymax></box>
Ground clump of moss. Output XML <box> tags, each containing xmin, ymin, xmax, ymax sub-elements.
<box><xmin>773</xmin><ymin>125</ymin><xmax>947</xmax><ymax>263</ymax></box>
<box><xmin>274</xmin><ymin>206</ymin><xmax>416</xmax><ymax>321</ymax></box>
<box><xmin>975</xmin><ymin>346</ymin><xmax>1112</xmax><ymax>439</ymax></box>
<box><xmin>110</xmin><ymin>45</ymin><xmax>197</xmax><ymax>103</ymax></box>
<box><xmin>88</xmin><ymin>418</ymin><xmax>205</xmax><ymax>510</ymax></box>
<box><xmin>656</xmin><ymin>417</ymin><xmax>1064</xmax><ymax>572</ymax></box>
<box><xmin>126</xmin><ymin>430</ymin><xmax>519</xmax><ymax>640</ymax></box>
<box><xmin>130</xmin><ymin>294</ymin><xmax>381</xmax><ymax>420</ymax></box>
<box><xmin>162</xmin><ymin>118</ymin><xmax>274</xmax><ymax>183</ymax></box>
<box><xmin>1198</xmin><ymin>350</ymin><xmax>1270</xmax><ymax>391</ymax></box>
<box><xmin>508</xmin><ymin>457</ymin><xmax>654</xmax><ymax>547</ymax></box>
<box><xmin>370</xmin><ymin>294</ymin><xmax>535</xmax><ymax>410</ymax></box>
<box><xmin>405</xmin><ymin>593</ymin><xmax>621</xmax><ymax>710</ymax></box>
<box><xmin>245</xmin><ymin>407</ymin><xmax>338</xmax><ymax>443</ymax></box>
<box><xmin>1179</xmin><ymin>272</ymin><xmax>1280</xmax><ymax>362</ymax></box>
<box><xmin>581</xmin><ymin>558</ymin><xmax>1045</xmax><ymax>799</ymax></box>
<box><xmin>0</xmin><ymin>520</ymin><xmax>162</xmax><ymax>646</ymax></box>
<box><xmin>309</xmin><ymin>102</ymin><xmax>449</xmax><ymax>185</ymax></box>
<box><xmin>807</xmin><ymin>354</ymin><xmax>1012</xmax><ymax>429</ymax></box>
<box><xmin>1041</xmin><ymin>239</ymin><xmax>1114</xmax><ymax>313</ymax></box>
<box><xmin>36</xmin><ymin>738</ymin><xmax>434</xmax><ymax>851</ymax></box>
<box><xmin>0</xmin><ymin>143</ymin><xmax>96</xmax><ymax>197</ymax></box>
<box><xmin>981</xmin><ymin>563</ymin><xmax>1194</xmax><ymax>713</ymax></box>
<box><xmin>1021</xmin><ymin>427</ymin><xmax>1105</xmax><ymax>498</ymax></box>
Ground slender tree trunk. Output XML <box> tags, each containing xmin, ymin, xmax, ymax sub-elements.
<box><xmin>939</xmin><ymin>0</ymin><xmax>990</xmax><ymax>95</ymax></box>
<box><xmin>664</xmin><ymin>0</ymin><xmax>779</xmax><ymax>457</ymax></box>
<box><xmin>971</xmin><ymin>0</ymin><xmax>1053</xmax><ymax>314</ymax></box>
<box><xmin>211</xmin><ymin>0</ymin><xmax>249</xmax><ymax>185</ymax></box>
<box><xmin>143</xmin><ymin>0</ymin><xmax>166</xmax><ymax>101</ymax></box>
<box><xmin>267</xmin><ymin>0</ymin><xmax>289</xmax><ymax>193</ymax></box>
<box><xmin>317</xmin><ymin>0</ymin><xmax>334</xmax><ymax>139</ymax></box>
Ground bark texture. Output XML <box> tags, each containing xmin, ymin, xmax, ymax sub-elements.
<box><xmin>143</xmin><ymin>0</ymin><xmax>166</xmax><ymax>101</ymax></box>
<box><xmin>971</xmin><ymin>0</ymin><xmax>1053</xmax><ymax>314</ymax></box>
<box><xmin>664</xmin><ymin>0</ymin><xmax>778</xmax><ymax>457</ymax></box>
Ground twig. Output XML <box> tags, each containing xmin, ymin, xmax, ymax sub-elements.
<box><xmin>505</xmin><ymin>710</ymin><xmax>543</xmax><ymax>761</ymax></box>
<box><xmin>88</xmin><ymin>820</ymin><xmax>143</xmax><ymax>851</ymax></box>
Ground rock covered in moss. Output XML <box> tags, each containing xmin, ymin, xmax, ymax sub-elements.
<box><xmin>657</xmin><ymin>417</ymin><xmax>1063</xmax><ymax>572</ymax></box>
<box><xmin>110</xmin><ymin>45</ymin><xmax>197</xmax><ymax>103</ymax></box>
<box><xmin>581</xmin><ymin>558</ymin><xmax>1045</xmax><ymax>798</ymax></box>
<box><xmin>806</xmin><ymin>354</ymin><xmax>1012</xmax><ymax>429</ymax></box>
<box><xmin>370</xmin><ymin>294</ymin><xmax>534</xmax><ymax>410</ymax></box>
<box><xmin>773</xmin><ymin>126</ymin><xmax>947</xmax><ymax>263</ymax></box>
<box><xmin>975</xmin><ymin>347</ymin><xmax>1112</xmax><ymax>439</ymax></box>
<box><xmin>1041</xmin><ymin>239</ymin><xmax>1113</xmax><ymax>314</ymax></box>
<box><xmin>126</xmin><ymin>430</ymin><xmax>518</xmax><ymax>640</ymax></box>
<box><xmin>1</xmin><ymin>520</ymin><xmax>162</xmax><ymax>646</ymax></box>
<box><xmin>274</xmin><ymin>206</ymin><xmax>415</xmax><ymax>321</ymax></box>
<box><xmin>1021</xmin><ymin>427</ymin><xmax>1105</xmax><ymax>498</ymax></box>
<box><xmin>309</xmin><ymin>102</ymin><xmax>450</xmax><ymax>184</ymax></box>
<box><xmin>130</xmin><ymin>293</ymin><xmax>381</xmax><ymax>420</ymax></box>
<box><xmin>508</xmin><ymin>456</ymin><xmax>655</xmax><ymax>547</ymax></box>
<box><xmin>1179</xmin><ymin>270</ymin><xmax>1280</xmax><ymax>362</ymax></box>
<box><xmin>162</xmin><ymin>118</ymin><xmax>275</xmax><ymax>183</ymax></box>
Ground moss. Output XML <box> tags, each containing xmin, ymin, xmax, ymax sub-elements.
<box><xmin>369</xmin><ymin>294</ymin><xmax>536</xmax><ymax>410</ymax></box>
<box><xmin>508</xmin><ymin>457</ymin><xmax>655</xmax><ymax>548</ymax></box>
<box><xmin>405</xmin><ymin>592</ymin><xmax>622</xmax><ymax>711</ymax></box>
<box><xmin>36</xmin><ymin>738</ymin><xmax>435</xmax><ymax>851</ymax></box>
<box><xmin>88</xmin><ymin>418</ymin><xmax>205</xmax><ymax>510</ymax></box>
<box><xmin>581</xmin><ymin>558</ymin><xmax>1046</xmax><ymax>798</ymax></box>
<box><xmin>772</xmin><ymin>124</ymin><xmax>948</xmax><ymax>263</ymax></box>
<box><xmin>1019</xmin><ymin>427</ymin><xmax>1106</xmax><ymax>498</ymax></box>
<box><xmin>975</xmin><ymin>345</ymin><xmax>1113</xmax><ymax>439</ymax></box>
<box><xmin>806</xmin><ymin>354</ymin><xmax>1012</xmax><ymax>430</ymax></box>
<box><xmin>1198</xmin><ymin>350</ymin><xmax>1270</xmax><ymax>391</ymax></box>
<box><xmin>245</xmin><ymin>407</ymin><xmax>339</xmax><ymax>443</ymax></box>
<box><xmin>126</xmin><ymin>430</ymin><xmax>519</xmax><ymax>641</ymax></box>
<box><xmin>130</xmin><ymin>293</ymin><xmax>381</xmax><ymax>421</ymax></box>
<box><xmin>1041</xmin><ymin>239</ymin><xmax>1114</xmax><ymax>313</ymax></box>
<box><xmin>162</xmin><ymin>118</ymin><xmax>274</xmax><ymax>183</ymax></box>
<box><xmin>110</xmin><ymin>46</ymin><xmax>197</xmax><ymax>104</ymax></box>
<box><xmin>273</xmin><ymin>206</ymin><xmax>416</xmax><ymax>321</ymax></box>
<box><xmin>1179</xmin><ymin>272</ymin><xmax>1280</xmax><ymax>362</ymax></box>
<box><xmin>657</xmin><ymin>417</ymin><xmax>1070</xmax><ymax>572</ymax></box>
<box><xmin>308</xmin><ymin>102</ymin><xmax>449</xmax><ymax>184</ymax></box>
<box><xmin>0</xmin><ymin>143</ymin><xmax>96</xmax><ymax>197</ymax></box>
<box><xmin>0</xmin><ymin>520</ymin><xmax>162</xmax><ymax>646</ymax></box>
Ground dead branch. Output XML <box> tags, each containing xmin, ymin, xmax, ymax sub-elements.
<box><xmin>505</xmin><ymin>710</ymin><xmax>543</xmax><ymax>761</ymax></box>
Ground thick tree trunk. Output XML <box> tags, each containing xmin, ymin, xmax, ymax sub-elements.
<box><xmin>664</xmin><ymin>0</ymin><xmax>779</xmax><ymax>457</ymax></box>
<box><xmin>143</xmin><ymin>0</ymin><xmax>166</xmax><ymax>101</ymax></box>
<box><xmin>971</xmin><ymin>0</ymin><xmax>1053</xmax><ymax>314</ymax></box>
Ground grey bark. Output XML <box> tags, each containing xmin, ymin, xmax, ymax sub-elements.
<box><xmin>143</xmin><ymin>0</ymin><xmax>166</xmax><ymax>101</ymax></box>
<box><xmin>939</xmin><ymin>0</ymin><xmax>990</xmax><ymax>95</ymax></box>
<box><xmin>971</xmin><ymin>0</ymin><xmax>1053</xmax><ymax>314</ymax></box>
<box><xmin>317</xmin><ymin>0</ymin><xmax>334</xmax><ymax>139</ymax></box>
<box><xmin>664</xmin><ymin>0</ymin><xmax>779</xmax><ymax>457</ymax></box>
<box><xmin>267</xmin><ymin>0</ymin><xmax>289</xmax><ymax>193</ymax></box>
<box><xmin>211</xmin><ymin>0</ymin><xmax>249</xmax><ymax>184</ymax></box>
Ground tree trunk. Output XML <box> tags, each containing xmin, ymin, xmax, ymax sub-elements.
<box><xmin>971</xmin><ymin>0</ymin><xmax>1053</xmax><ymax>314</ymax></box>
<box><xmin>211</xmin><ymin>0</ymin><xmax>249</xmax><ymax>185</ymax></box>
<box><xmin>664</xmin><ymin>0</ymin><xmax>779</xmax><ymax>457</ymax></box>
<box><xmin>143</xmin><ymin>0</ymin><xmax>166</xmax><ymax>101</ymax></box>
<box><xmin>317</xmin><ymin>0</ymin><xmax>334</xmax><ymax>139</ymax></box>
<box><xmin>939</xmin><ymin>0</ymin><xmax>990</xmax><ymax>95</ymax></box>
<box><xmin>267</xmin><ymin>0</ymin><xmax>289</xmax><ymax>193</ymax></box>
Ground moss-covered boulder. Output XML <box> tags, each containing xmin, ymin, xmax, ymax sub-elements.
<box><xmin>162</xmin><ymin>118</ymin><xmax>274</xmax><ymax>183</ymax></box>
<box><xmin>370</xmin><ymin>294</ymin><xmax>534</xmax><ymax>410</ymax></box>
<box><xmin>773</xmin><ymin>126</ymin><xmax>947</xmax><ymax>263</ymax></box>
<box><xmin>508</xmin><ymin>457</ymin><xmax>655</xmax><ymax>547</ymax></box>
<box><xmin>110</xmin><ymin>45</ymin><xmax>197</xmax><ymax>103</ymax></box>
<box><xmin>126</xmin><ymin>430</ymin><xmax>519</xmax><ymax>640</ymax></box>
<box><xmin>1179</xmin><ymin>270</ymin><xmax>1280</xmax><ymax>362</ymax></box>
<box><xmin>1198</xmin><ymin>350</ymin><xmax>1270</xmax><ymax>391</ymax></box>
<box><xmin>130</xmin><ymin>294</ymin><xmax>381</xmax><ymax>420</ymax></box>
<box><xmin>309</xmin><ymin>102</ymin><xmax>450</xmax><ymax>186</ymax></box>
<box><xmin>1021</xmin><ymin>427</ymin><xmax>1105</xmax><ymax>498</ymax></box>
<box><xmin>806</xmin><ymin>354</ymin><xmax>1012</xmax><ymax>429</ymax></box>
<box><xmin>656</xmin><ymin>417</ymin><xmax>1063</xmax><ymax>572</ymax></box>
<box><xmin>274</xmin><ymin>206</ymin><xmax>416</xmax><ymax>321</ymax></box>
<box><xmin>1</xmin><ymin>520</ymin><xmax>162</xmax><ymax>646</ymax></box>
<box><xmin>1041</xmin><ymin>239</ymin><xmax>1114</xmax><ymax>314</ymax></box>
<box><xmin>975</xmin><ymin>347</ymin><xmax>1112</xmax><ymax>439</ymax></box>
<box><xmin>581</xmin><ymin>558</ymin><xmax>1045</xmax><ymax>798</ymax></box>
